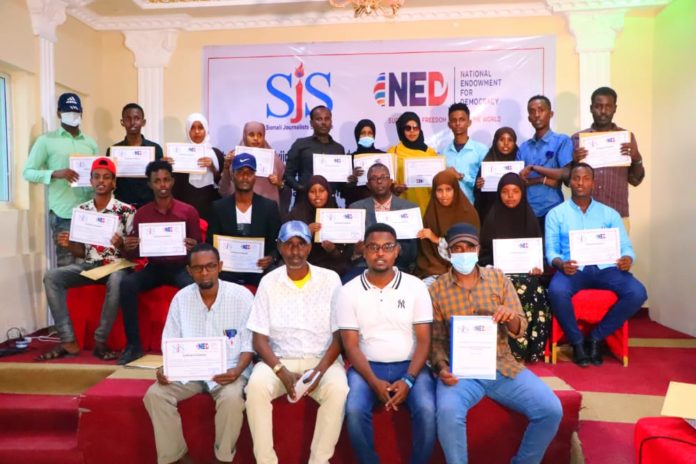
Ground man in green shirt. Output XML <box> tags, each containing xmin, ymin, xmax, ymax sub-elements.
<box><xmin>23</xmin><ymin>92</ymin><xmax>99</xmax><ymax>266</ymax></box>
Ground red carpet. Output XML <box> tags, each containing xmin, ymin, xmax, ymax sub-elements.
<box><xmin>629</xmin><ymin>315</ymin><xmax>693</xmax><ymax>339</ymax></box>
<box><xmin>579</xmin><ymin>421</ymin><xmax>636</xmax><ymax>464</ymax></box>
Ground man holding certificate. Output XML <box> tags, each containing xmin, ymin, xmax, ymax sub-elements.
<box><xmin>39</xmin><ymin>157</ymin><xmax>135</xmax><ymax>361</ymax></box>
<box><xmin>118</xmin><ymin>160</ymin><xmax>201</xmax><ymax>365</ymax></box>
<box><xmin>144</xmin><ymin>244</ymin><xmax>254</xmax><ymax>464</ymax></box>
<box><xmin>546</xmin><ymin>163</ymin><xmax>647</xmax><ymax>367</ymax></box>
<box><xmin>429</xmin><ymin>223</ymin><xmax>562</xmax><ymax>464</ymax></box>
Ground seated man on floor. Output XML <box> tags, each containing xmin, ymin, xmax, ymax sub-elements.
<box><xmin>245</xmin><ymin>220</ymin><xmax>349</xmax><ymax>464</ymax></box>
<box><xmin>546</xmin><ymin>162</ymin><xmax>648</xmax><ymax>367</ymax></box>
<box><xmin>39</xmin><ymin>157</ymin><xmax>136</xmax><ymax>361</ymax></box>
<box><xmin>118</xmin><ymin>160</ymin><xmax>201</xmax><ymax>365</ymax></box>
<box><xmin>337</xmin><ymin>223</ymin><xmax>436</xmax><ymax>464</ymax></box>
<box><xmin>206</xmin><ymin>153</ymin><xmax>280</xmax><ymax>289</ymax></box>
<box><xmin>144</xmin><ymin>243</ymin><xmax>254</xmax><ymax>464</ymax></box>
<box><xmin>430</xmin><ymin>223</ymin><xmax>562</xmax><ymax>464</ymax></box>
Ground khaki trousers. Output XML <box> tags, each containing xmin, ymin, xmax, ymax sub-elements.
<box><xmin>245</xmin><ymin>358</ymin><xmax>349</xmax><ymax>464</ymax></box>
<box><xmin>143</xmin><ymin>378</ymin><xmax>246</xmax><ymax>464</ymax></box>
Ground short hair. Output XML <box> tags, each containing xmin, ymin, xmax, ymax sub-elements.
<box><xmin>367</xmin><ymin>162</ymin><xmax>389</xmax><ymax>177</ymax></box>
<box><xmin>591</xmin><ymin>87</ymin><xmax>618</xmax><ymax>104</ymax></box>
<box><xmin>448</xmin><ymin>102</ymin><xmax>470</xmax><ymax>117</ymax></box>
<box><xmin>364</xmin><ymin>223</ymin><xmax>397</xmax><ymax>242</ymax></box>
<box><xmin>122</xmin><ymin>103</ymin><xmax>144</xmax><ymax>118</ymax></box>
<box><xmin>145</xmin><ymin>159</ymin><xmax>173</xmax><ymax>178</ymax></box>
<box><xmin>528</xmin><ymin>95</ymin><xmax>552</xmax><ymax>110</ymax></box>
<box><xmin>187</xmin><ymin>243</ymin><xmax>220</xmax><ymax>266</ymax></box>
<box><xmin>569</xmin><ymin>162</ymin><xmax>594</xmax><ymax>179</ymax></box>
<box><xmin>309</xmin><ymin>105</ymin><xmax>330</xmax><ymax>120</ymax></box>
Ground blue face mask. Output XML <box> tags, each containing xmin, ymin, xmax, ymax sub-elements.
<box><xmin>450</xmin><ymin>252</ymin><xmax>478</xmax><ymax>275</ymax></box>
<box><xmin>358</xmin><ymin>136</ymin><xmax>375</xmax><ymax>148</ymax></box>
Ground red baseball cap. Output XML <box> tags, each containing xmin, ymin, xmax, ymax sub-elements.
<box><xmin>91</xmin><ymin>157</ymin><xmax>117</xmax><ymax>176</ymax></box>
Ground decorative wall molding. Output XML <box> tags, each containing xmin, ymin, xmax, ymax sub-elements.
<box><xmin>26</xmin><ymin>0</ymin><xmax>69</xmax><ymax>43</ymax></box>
<box><xmin>547</xmin><ymin>0</ymin><xmax>670</xmax><ymax>12</ymax></box>
<box><xmin>567</xmin><ymin>9</ymin><xmax>626</xmax><ymax>52</ymax></box>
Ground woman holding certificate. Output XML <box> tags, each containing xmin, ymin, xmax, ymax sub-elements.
<box><xmin>473</xmin><ymin>127</ymin><xmax>519</xmax><ymax>222</ymax></box>
<box><xmin>170</xmin><ymin>113</ymin><xmax>224</xmax><ymax>222</ymax></box>
<box><xmin>388</xmin><ymin>112</ymin><xmax>439</xmax><ymax>214</ymax></box>
<box><xmin>287</xmin><ymin>175</ymin><xmax>350</xmax><ymax>276</ymax></box>
<box><xmin>416</xmin><ymin>170</ymin><xmax>480</xmax><ymax>286</ymax></box>
<box><xmin>343</xmin><ymin>119</ymin><xmax>385</xmax><ymax>206</ymax></box>
<box><xmin>479</xmin><ymin>172</ymin><xmax>550</xmax><ymax>362</ymax></box>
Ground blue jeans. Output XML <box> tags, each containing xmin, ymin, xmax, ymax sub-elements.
<box><xmin>548</xmin><ymin>265</ymin><xmax>648</xmax><ymax>345</ymax></box>
<box><xmin>49</xmin><ymin>211</ymin><xmax>74</xmax><ymax>267</ymax></box>
<box><xmin>436</xmin><ymin>369</ymin><xmax>562</xmax><ymax>464</ymax></box>
<box><xmin>345</xmin><ymin>362</ymin><xmax>436</xmax><ymax>464</ymax></box>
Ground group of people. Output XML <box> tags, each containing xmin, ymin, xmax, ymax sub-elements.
<box><xmin>22</xmin><ymin>86</ymin><xmax>648</xmax><ymax>463</ymax></box>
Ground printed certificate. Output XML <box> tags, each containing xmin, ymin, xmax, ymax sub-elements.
<box><xmin>214</xmin><ymin>235</ymin><xmax>264</xmax><ymax>274</ymax></box>
<box><xmin>569</xmin><ymin>228</ymin><xmax>621</xmax><ymax>266</ymax></box>
<box><xmin>353</xmin><ymin>153</ymin><xmax>395</xmax><ymax>186</ymax></box>
<box><xmin>375</xmin><ymin>207</ymin><xmax>424</xmax><ymax>240</ymax></box>
<box><xmin>166</xmin><ymin>143</ymin><xmax>207</xmax><ymax>175</ymax></box>
<box><xmin>313</xmin><ymin>153</ymin><xmax>353</xmax><ymax>183</ymax></box>
<box><xmin>109</xmin><ymin>146</ymin><xmax>155</xmax><ymax>178</ymax></box>
<box><xmin>69</xmin><ymin>155</ymin><xmax>99</xmax><ymax>188</ymax></box>
<box><xmin>480</xmin><ymin>161</ymin><xmax>525</xmax><ymax>192</ymax></box>
<box><xmin>315</xmin><ymin>208</ymin><xmax>365</xmax><ymax>244</ymax></box>
<box><xmin>139</xmin><ymin>221</ymin><xmax>187</xmax><ymax>257</ymax></box>
<box><xmin>450</xmin><ymin>315</ymin><xmax>497</xmax><ymax>380</ymax></box>
<box><xmin>163</xmin><ymin>337</ymin><xmax>227</xmax><ymax>382</ymax></box>
<box><xmin>69</xmin><ymin>208</ymin><xmax>118</xmax><ymax>248</ymax></box>
<box><xmin>579</xmin><ymin>131</ymin><xmax>632</xmax><ymax>168</ymax></box>
<box><xmin>492</xmin><ymin>237</ymin><xmax>544</xmax><ymax>274</ymax></box>
<box><xmin>403</xmin><ymin>156</ymin><xmax>446</xmax><ymax>188</ymax></box>
<box><xmin>234</xmin><ymin>146</ymin><xmax>276</xmax><ymax>178</ymax></box>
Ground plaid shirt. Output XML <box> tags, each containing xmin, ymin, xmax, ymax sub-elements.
<box><xmin>429</xmin><ymin>266</ymin><xmax>527</xmax><ymax>378</ymax></box>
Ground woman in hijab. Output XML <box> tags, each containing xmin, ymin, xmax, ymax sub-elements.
<box><xmin>479</xmin><ymin>172</ymin><xmax>550</xmax><ymax>362</ymax></box>
<box><xmin>286</xmin><ymin>175</ymin><xmax>350</xmax><ymax>276</ymax></box>
<box><xmin>219</xmin><ymin>121</ymin><xmax>285</xmax><ymax>207</ymax></box>
<box><xmin>416</xmin><ymin>170</ymin><xmax>480</xmax><ymax>286</ymax></box>
<box><xmin>473</xmin><ymin>127</ymin><xmax>519</xmax><ymax>223</ymax></box>
<box><xmin>171</xmin><ymin>113</ymin><xmax>224</xmax><ymax>222</ymax></box>
<box><xmin>344</xmin><ymin>119</ymin><xmax>386</xmax><ymax>206</ymax></box>
<box><xmin>388</xmin><ymin>112</ymin><xmax>439</xmax><ymax>214</ymax></box>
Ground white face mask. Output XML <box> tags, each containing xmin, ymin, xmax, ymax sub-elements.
<box><xmin>60</xmin><ymin>112</ymin><xmax>82</xmax><ymax>127</ymax></box>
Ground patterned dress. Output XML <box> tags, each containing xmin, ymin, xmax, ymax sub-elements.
<box><xmin>507</xmin><ymin>274</ymin><xmax>550</xmax><ymax>362</ymax></box>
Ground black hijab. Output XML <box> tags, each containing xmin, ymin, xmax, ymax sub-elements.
<box><xmin>483</xmin><ymin>127</ymin><xmax>518</xmax><ymax>162</ymax></box>
<box><xmin>353</xmin><ymin>119</ymin><xmax>384</xmax><ymax>154</ymax></box>
<box><xmin>395</xmin><ymin>112</ymin><xmax>428</xmax><ymax>151</ymax></box>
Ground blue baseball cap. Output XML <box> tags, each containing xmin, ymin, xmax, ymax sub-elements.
<box><xmin>278</xmin><ymin>221</ymin><xmax>312</xmax><ymax>243</ymax></box>
<box><xmin>232</xmin><ymin>153</ymin><xmax>257</xmax><ymax>172</ymax></box>
<box><xmin>58</xmin><ymin>93</ymin><xmax>82</xmax><ymax>113</ymax></box>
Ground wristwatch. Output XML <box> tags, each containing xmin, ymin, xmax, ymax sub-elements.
<box><xmin>272</xmin><ymin>362</ymin><xmax>285</xmax><ymax>374</ymax></box>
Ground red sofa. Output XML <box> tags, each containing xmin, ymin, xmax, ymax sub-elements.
<box><xmin>635</xmin><ymin>417</ymin><xmax>696</xmax><ymax>464</ymax></box>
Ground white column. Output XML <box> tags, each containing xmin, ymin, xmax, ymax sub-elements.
<box><xmin>123</xmin><ymin>30</ymin><xmax>179</xmax><ymax>144</ymax></box>
<box><xmin>566</xmin><ymin>10</ymin><xmax>626</xmax><ymax>128</ymax></box>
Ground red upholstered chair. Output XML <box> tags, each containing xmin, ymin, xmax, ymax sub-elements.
<box><xmin>544</xmin><ymin>289</ymin><xmax>629</xmax><ymax>366</ymax></box>
<box><xmin>635</xmin><ymin>417</ymin><xmax>696</xmax><ymax>464</ymax></box>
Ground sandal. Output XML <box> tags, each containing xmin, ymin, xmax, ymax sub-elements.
<box><xmin>36</xmin><ymin>344</ymin><xmax>79</xmax><ymax>361</ymax></box>
<box><xmin>93</xmin><ymin>342</ymin><xmax>119</xmax><ymax>361</ymax></box>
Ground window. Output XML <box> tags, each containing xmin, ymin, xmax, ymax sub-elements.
<box><xmin>0</xmin><ymin>74</ymin><xmax>9</xmax><ymax>202</ymax></box>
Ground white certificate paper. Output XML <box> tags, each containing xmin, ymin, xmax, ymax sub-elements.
<box><xmin>450</xmin><ymin>315</ymin><xmax>497</xmax><ymax>380</ymax></box>
<box><xmin>579</xmin><ymin>131</ymin><xmax>632</xmax><ymax>168</ymax></box>
<box><xmin>69</xmin><ymin>155</ymin><xmax>99</xmax><ymax>188</ymax></box>
<box><xmin>480</xmin><ymin>161</ymin><xmax>526</xmax><ymax>192</ymax></box>
<box><xmin>493</xmin><ymin>237</ymin><xmax>544</xmax><ymax>274</ymax></box>
<box><xmin>313</xmin><ymin>153</ymin><xmax>353</xmax><ymax>183</ymax></box>
<box><xmin>403</xmin><ymin>156</ymin><xmax>446</xmax><ymax>188</ymax></box>
<box><xmin>109</xmin><ymin>146</ymin><xmax>155</xmax><ymax>178</ymax></box>
<box><xmin>139</xmin><ymin>221</ymin><xmax>187</xmax><ymax>257</ymax></box>
<box><xmin>166</xmin><ymin>143</ymin><xmax>207</xmax><ymax>175</ymax></box>
<box><xmin>569</xmin><ymin>228</ymin><xmax>621</xmax><ymax>266</ymax></box>
<box><xmin>163</xmin><ymin>337</ymin><xmax>227</xmax><ymax>382</ymax></box>
<box><xmin>69</xmin><ymin>208</ymin><xmax>118</xmax><ymax>248</ymax></box>
<box><xmin>315</xmin><ymin>208</ymin><xmax>365</xmax><ymax>244</ymax></box>
<box><xmin>353</xmin><ymin>153</ymin><xmax>395</xmax><ymax>186</ymax></box>
<box><xmin>234</xmin><ymin>146</ymin><xmax>275</xmax><ymax>178</ymax></box>
<box><xmin>214</xmin><ymin>235</ymin><xmax>264</xmax><ymax>274</ymax></box>
<box><xmin>375</xmin><ymin>207</ymin><xmax>424</xmax><ymax>240</ymax></box>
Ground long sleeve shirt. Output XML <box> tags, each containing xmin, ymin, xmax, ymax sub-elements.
<box><xmin>283</xmin><ymin>135</ymin><xmax>345</xmax><ymax>192</ymax></box>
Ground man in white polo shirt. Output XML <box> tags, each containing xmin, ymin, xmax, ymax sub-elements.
<box><xmin>337</xmin><ymin>223</ymin><xmax>436</xmax><ymax>464</ymax></box>
<box><xmin>245</xmin><ymin>220</ymin><xmax>349</xmax><ymax>464</ymax></box>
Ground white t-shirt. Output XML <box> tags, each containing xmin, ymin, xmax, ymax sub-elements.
<box><xmin>236</xmin><ymin>205</ymin><xmax>252</xmax><ymax>224</ymax></box>
<box><xmin>335</xmin><ymin>268</ymin><xmax>433</xmax><ymax>362</ymax></box>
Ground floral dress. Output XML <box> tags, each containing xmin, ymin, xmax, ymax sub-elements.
<box><xmin>507</xmin><ymin>274</ymin><xmax>550</xmax><ymax>362</ymax></box>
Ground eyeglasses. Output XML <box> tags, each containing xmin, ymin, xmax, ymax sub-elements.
<box><xmin>367</xmin><ymin>175</ymin><xmax>389</xmax><ymax>183</ymax></box>
<box><xmin>404</xmin><ymin>125</ymin><xmax>420</xmax><ymax>132</ymax></box>
<box><xmin>189</xmin><ymin>262</ymin><xmax>218</xmax><ymax>273</ymax></box>
<box><xmin>364</xmin><ymin>242</ymin><xmax>399</xmax><ymax>253</ymax></box>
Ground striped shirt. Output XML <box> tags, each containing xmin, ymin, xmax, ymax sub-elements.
<box><xmin>429</xmin><ymin>267</ymin><xmax>527</xmax><ymax>378</ymax></box>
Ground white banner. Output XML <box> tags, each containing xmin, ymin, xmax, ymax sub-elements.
<box><xmin>203</xmin><ymin>37</ymin><xmax>555</xmax><ymax>158</ymax></box>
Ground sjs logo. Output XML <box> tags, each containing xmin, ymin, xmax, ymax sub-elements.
<box><xmin>374</xmin><ymin>71</ymin><xmax>448</xmax><ymax>107</ymax></box>
<box><xmin>266</xmin><ymin>64</ymin><xmax>333</xmax><ymax>123</ymax></box>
